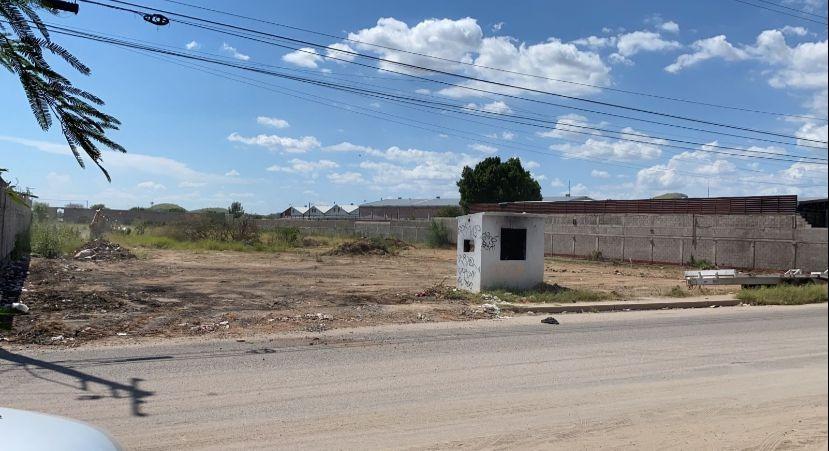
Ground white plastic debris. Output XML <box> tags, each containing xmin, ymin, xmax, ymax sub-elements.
<box><xmin>10</xmin><ymin>302</ymin><xmax>29</xmax><ymax>313</ymax></box>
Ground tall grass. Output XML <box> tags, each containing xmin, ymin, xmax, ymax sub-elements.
<box><xmin>426</xmin><ymin>220</ymin><xmax>451</xmax><ymax>248</ymax></box>
<box><xmin>108</xmin><ymin>225</ymin><xmax>339</xmax><ymax>253</ymax></box>
<box><xmin>737</xmin><ymin>284</ymin><xmax>828</xmax><ymax>305</ymax></box>
<box><xmin>486</xmin><ymin>283</ymin><xmax>617</xmax><ymax>304</ymax></box>
<box><xmin>30</xmin><ymin>221</ymin><xmax>85</xmax><ymax>258</ymax></box>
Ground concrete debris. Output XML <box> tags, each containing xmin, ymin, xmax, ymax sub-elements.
<box><xmin>541</xmin><ymin>317</ymin><xmax>560</xmax><ymax>325</ymax></box>
<box><xmin>481</xmin><ymin>303</ymin><xmax>500</xmax><ymax>315</ymax></box>
<box><xmin>73</xmin><ymin>240</ymin><xmax>136</xmax><ymax>261</ymax></box>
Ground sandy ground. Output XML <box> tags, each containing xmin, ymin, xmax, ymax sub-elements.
<box><xmin>3</xmin><ymin>246</ymin><xmax>735</xmax><ymax>346</ymax></box>
<box><xmin>1</xmin><ymin>305</ymin><xmax>826</xmax><ymax>450</ymax></box>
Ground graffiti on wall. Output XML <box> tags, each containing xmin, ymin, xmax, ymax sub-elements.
<box><xmin>481</xmin><ymin>231</ymin><xmax>498</xmax><ymax>251</ymax></box>
<box><xmin>458</xmin><ymin>223</ymin><xmax>481</xmax><ymax>241</ymax></box>
<box><xmin>457</xmin><ymin>253</ymin><xmax>478</xmax><ymax>289</ymax></box>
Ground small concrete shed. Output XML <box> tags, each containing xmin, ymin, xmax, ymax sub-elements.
<box><xmin>456</xmin><ymin>212</ymin><xmax>545</xmax><ymax>292</ymax></box>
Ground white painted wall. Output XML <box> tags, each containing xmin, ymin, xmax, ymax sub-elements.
<box><xmin>457</xmin><ymin>212</ymin><xmax>545</xmax><ymax>292</ymax></box>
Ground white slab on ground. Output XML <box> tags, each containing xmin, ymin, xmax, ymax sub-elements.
<box><xmin>456</xmin><ymin>212</ymin><xmax>545</xmax><ymax>292</ymax></box>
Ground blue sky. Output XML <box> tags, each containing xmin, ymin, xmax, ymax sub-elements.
<box><xmin>2</xmin><ymin>0</ymin><xmax>827</xmax><ymax>213</ymax></box>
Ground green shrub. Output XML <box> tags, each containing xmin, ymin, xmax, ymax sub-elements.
<box><xmin>426</xmin><ymin>220</ymin><xmax>451</xmax><ymax>248</ymax></box>
<box><xmin>688</xmin><ymin>255</ymin><xmax>716</xmax><ymax>270</ymax></box>
<box><xmin>10</xmin><ymin>228</ymin><xmax>31</xmax><ymax>260</ymax></box>
<box><xmin>30</xmin><ymin>221</ymin><xmax>84</xmax><ymax>258</ymax></box>
<box><xmin>736</xmin><ymin>284</ymin><xmax>827</xmax><ymax>305</ymax></box>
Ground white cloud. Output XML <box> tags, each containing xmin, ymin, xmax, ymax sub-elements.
<box><xmin>491</xmin><ymin>22</ymin><xmax>504</xmax><ymax>32</ymax></box>
<box><xmin>537</xmin><ymin>114</ymin><xmax>603</xmax><ymax>139</ymax></box>
<box><xmin>591</xmin><ymin>169</ymin><xmax>610</xmax><ymax>178</ymax></box>
<box><xmin>660</xmin><ymin>21</ymin><xmax>680</xmax><ymax>34</ymax></box>
<box><xmin>220</xmin><ymin>43</ymin><xmax>250</xmax><ymax>61</ymax></box>
<box><xmin>346</xmin><ymin>17</ymin><xmax>610</xmax><ymax>98</ymax></box>
<box><xmin>610</xmin><ymin>31</ymin><xmax>681</xmax><ymax>64</ymax></box>
<box><xmin>225</xmin><ymin>169</ymin><xmax>240</xmax><ymax>177</ymax></box>
<box><xmin>227</xmin><ymin>132</ymin><xmax>321</xmax><ymax>153</ymax></box>
<box><xmin>780</xmin><ymin>25</ymin><xmax>808</xmax><ymax>36</ymax></box>
<box><xmin>501</xmin><ymin>131</ymin><xmax>515</xmax><ymax>140</ymax></box>
<box><xmin>266</xmin><ymin>158</ymin><xmax>338</xmax><ymax>173</ymax></box>
<box><xmin>572</xmin><ymin>35</ymin><xmax>616</xmax><ymax>48</ymax></box>
<box><xmin>282</xmin><ymin>47</ymin><xmax>323</xmax><ymax>68</ymax></box>
<box><xmin>328</xmin><ymin>171</ymin><xmax>366</xmax><ymax>184</ymax></box>
<box><xmin>524</xmin><ymin>160</ymin><xmax>540</xmax><ymax>169</ymax></box>
<box><xmin>137</xmin><ymin>181</ymin><xmax>166</xmax><ymax>190</ymax></box>
<box><xmin>665</xmin><ymin>35</ymin><xmax>749</xmax><ymax>73</ymax></box>
<box><xmin>550</xmin><ymin>178</ymin><xmax>565</xmax><ymax>188</ymax></box>
<box><xmin>325</xmin><ymin>42</ymin><xmax>356</xmax><ymax>62</ymax></box>
<box><xmin>179</xmin><ymin>181</ymin><xmax>206</xmax><ymax>188</ymax></box>
<box><xmin>465</xmin><ymin>100</ymin><xmax>513</xmax><ymax>114</ymax></box>
<box><xmin>550</xmin><ymin>127</ymin><xmax>664</xmax><ymax>161</ymax></box>
<box><xmin>185</xmin><ymin>40</ymin><xmax>200</xmax><ymax>50</ymax></box>
<box><xmin>469</xmin><ymin>143</ymin><xmax>498</xmax><ymax>153</ymax></box>
<box><xmin>256</xmin><ymin>116</ymin><xmax>290</xmax><ymax>129</ymax></box>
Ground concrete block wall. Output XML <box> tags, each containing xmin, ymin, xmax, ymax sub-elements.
<box><xmin>545</xmin><ymin>213</ymin><xmax>827</xmax><ymax>272</ymax></box>
<box><xmin>0</xmin><ymin>189</ymin><xmax>32</xmax><ymax>263</ymax></box>
<box><xmin>254</xmin><ymin>213</ymin><xmax>827</xmax><ymax>271</ymax></box>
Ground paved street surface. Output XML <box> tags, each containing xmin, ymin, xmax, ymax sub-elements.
<box><xmin>2</xmin><ymin>304</ymin><xmax>827</xmax><ymax>450</ymax></box>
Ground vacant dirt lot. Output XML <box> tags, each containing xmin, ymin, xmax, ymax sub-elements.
<box><xmin>3</xmin><ymin>245</ymin><xmax>735</xmax><ymax>346</ymax></box>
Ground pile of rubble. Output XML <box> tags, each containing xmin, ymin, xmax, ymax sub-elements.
<box><xmin>325</xmin><ymin>238</ymin><xmax>410</xmax><ymax>256</ymax></box>
<box><xmin>73</xmin><ymin>240</ymin><xmax>136</xmax><ymax>261</ymax></box>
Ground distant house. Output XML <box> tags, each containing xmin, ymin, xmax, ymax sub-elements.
<box><xmin>359</xmin><ymin>197</ymin><xmax>460</xmax><ymax>220</ymax></box>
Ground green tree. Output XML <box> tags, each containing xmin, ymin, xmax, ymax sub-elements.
<box><xmin>90</xmin><ymin>203</ymin><xmax>105</xmax><ymax>210</ymax></box>
<box><xmin>1</xmin><ymin>0</ymin><xmax>125</xmax><ymax>180</ymax></box>
<box><xmin>228</xmin><ymin>201</ymin><xmax>245</xmax><ymax>218</ymax></box>
<box><xmin>32</xmin><ymin>201</ymin><xmax>49</xmax><ymax>221</ymax></box>
<box><xmin>457</xmin><ymin>157</ymin><xmax>542</xmax><ymax>212</ymax></box>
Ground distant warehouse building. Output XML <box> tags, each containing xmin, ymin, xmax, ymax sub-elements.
<box><xmin>359</xmin><ymin>198</ymin><xmax>461</xmax><ymax>220</ymax></box>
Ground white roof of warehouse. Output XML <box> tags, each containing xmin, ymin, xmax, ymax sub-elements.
<box><xmin>361</xmin><ymin>198</ymin><xmax>460</xmax><ymax>207</ymax></box>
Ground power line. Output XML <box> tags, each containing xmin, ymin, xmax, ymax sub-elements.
<box><xmin>753</xmin><ymin>0</ymin><xmax>829</xmax><ymax>19</ymax></box>
<box><xmin>159</xmin><ymin>0</ymin><xmax>827</xmax><ymax>122</ymax></box>
<box><xmin>151</xmin><ymin>15</ymin><xmax>829</xmax><ymax>149</ymax></box>
<box><xmin>69</xmin><ymin>30</ymin><xmax>826</xmax><ymax>188</ymax></box>
<box><xmin>78</xmin><ymin>0</ymin><xmax>829</xmax><ymax>144</ymax></box>
<box><xmin>731</xmin><ymin>0</ymin><xmax>829</xmax><ymax>25</ymax></box>
<box><xmin>43</xmin><ymin>21</ymin><xmax>828</xmax><ymax>164</ymax></box>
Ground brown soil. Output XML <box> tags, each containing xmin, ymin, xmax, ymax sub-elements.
<box><xmin>2</xmin><ymin>247</ymin><xmax>734</xmax><ymax>346</ymax></box>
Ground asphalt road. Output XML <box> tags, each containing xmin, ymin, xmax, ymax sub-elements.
<box><xmin>2</xmin><ymin>304</ymin><xmax>827</xmax><ymax>450</ymax></box>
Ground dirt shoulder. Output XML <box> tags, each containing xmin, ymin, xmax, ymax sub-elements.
<box><xmin>2</xmin><ymin>246</ymin><xmax>736</xmax><ymax>346</ymax></box>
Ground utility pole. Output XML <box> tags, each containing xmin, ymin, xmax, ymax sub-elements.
<box><xmin>567</xmin><ymin>180</ymin><xmax>571</xmax><ymax>198</ymax></box>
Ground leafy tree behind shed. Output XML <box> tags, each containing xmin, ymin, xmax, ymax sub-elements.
<box><xmin>457</xmin><ymin>157</ymin><xmax>542</xmax><ymax>213</ymax></box>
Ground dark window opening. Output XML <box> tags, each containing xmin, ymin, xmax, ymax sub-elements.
<box><xmin>463</xmin><ymin>239</ymin><xmax>474</xmax><ymax>252</ymax></box>
<box><xmin>500</xmin><ymin>228</ymin><xmax>526</xmax><ymax>260</ymax></box>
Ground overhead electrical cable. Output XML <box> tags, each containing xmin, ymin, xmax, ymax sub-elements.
<box><xmin>157</xmin><ymin>0</ymin><xmax>826</xmax><ymax>121</ymax></box>
<box><xmin>40</xmin><ymin>21</ymin><xmax>828</xmax><ymax>164</ymax></box>
<box><xmin>77</xmin><ymin>0</ymin><xmax>829</xmax><ymax>144</ymax></box>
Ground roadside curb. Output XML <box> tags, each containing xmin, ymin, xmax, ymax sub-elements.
<box><xmin>501</xmin><ymin>298</ymin><xmax>743</xmax><ymax>314</ymax></box>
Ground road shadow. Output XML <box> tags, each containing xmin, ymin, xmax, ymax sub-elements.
<box><xmin>0</xmin><ymin>348</ymin><xmax>154</xmax><ymax>417</ymax></box>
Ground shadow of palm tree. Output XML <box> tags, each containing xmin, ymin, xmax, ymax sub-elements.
<box><xmin>0</xmin><ymin>348</ymin><xmax>154</xmax><ymax>417</ymax></box>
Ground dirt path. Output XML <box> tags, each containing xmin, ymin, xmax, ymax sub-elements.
<box><xmin>2</xmin><ymin>305</ymin><xmax>826</xmax><ymax>450</ymax></box>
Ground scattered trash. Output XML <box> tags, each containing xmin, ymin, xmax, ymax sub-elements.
<box><xmin>541</xmin><ymin>316</ymin><xmax>559</xmax><ymax>325</ymax></box>
<box><xmin>10</xmin><ymin>302</ymin><xmax>29</xmax><ymax>313</ymax></box>
<box><xmin>116</xmin><ymin>332</ymin><xmax>128</xmax><ymax>336</ymax></box>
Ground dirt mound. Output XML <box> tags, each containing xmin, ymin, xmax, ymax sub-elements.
<box><xmin>325</xmin><ymin>238</ymin><xmax>411</xmax><ymax>256</ymax></box>
<box><xmin>73</xmin><ymin>240</ymin><xmax>136</xmax><ymax>261</ymax></box>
